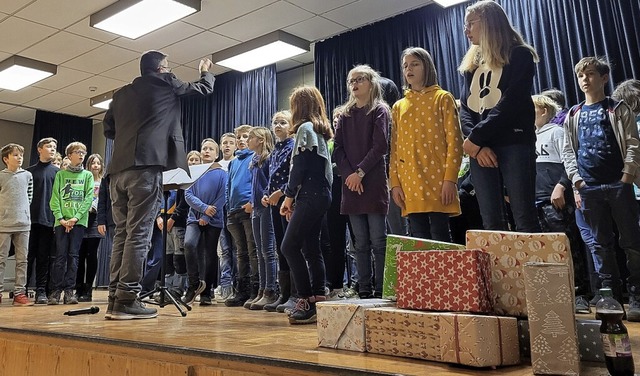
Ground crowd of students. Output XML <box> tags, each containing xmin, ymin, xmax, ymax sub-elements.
<box><xmin>1</xmin><ymin>0</ymin><xmax>640</xmax><ymax>326</ymax></box>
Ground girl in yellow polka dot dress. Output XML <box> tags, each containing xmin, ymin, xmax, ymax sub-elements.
<box><xmin>390</xmin><ymin>47</ymin><xmax>464</xmax><ymax>242</ymax></box>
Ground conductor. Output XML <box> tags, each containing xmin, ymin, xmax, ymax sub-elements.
<box><xmin>103</xmin><ymin>50</ymin><xmax>215</xmax><ymax>320</ymax></box>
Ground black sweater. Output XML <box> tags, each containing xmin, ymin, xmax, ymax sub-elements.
<box><xmin>26</xmin><ymin>160</ymin><xmax>58</xmax><ymax>227</ymax></box>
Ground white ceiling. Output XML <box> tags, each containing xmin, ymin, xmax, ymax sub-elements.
<box><xmin>0</xmin><ymin>0</ymin><xmax>434</xmax><ymax>125</ymax></box>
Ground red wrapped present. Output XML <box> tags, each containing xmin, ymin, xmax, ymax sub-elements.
<box><xmin>396</xmin><ymin>249</ymin><xmax>493</xmax><ymax>313</ymax></box>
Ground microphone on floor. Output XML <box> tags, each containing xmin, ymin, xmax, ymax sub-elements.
<box><xmin>64</xmin><ymin>306</ymin><xmax>100</xmax><ymax>316</ymax></box>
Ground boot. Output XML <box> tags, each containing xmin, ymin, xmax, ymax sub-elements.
<box><xmin>250</xmin><ymin>289</ymin><xmax>278</xmax><ymax>310</ymax></box>
<box><xmin>244</xmin><ymin>286</ymin><xmax>262</xmax><ymax>309</ymax></box>
<box><xmin>225</xmin><ymin>278</ymin><xmax>250</xmax><ymax>307</ymax></box>
<box><xmin>265</xmin><ymin>271</ymin><xmax>290</xmax><ymax>312</ymax></box>
<box><xmin>277</xmin><ymin>272</ymin><xmax>298</xmax><ymax>313</ymax></box>
<box><xmin>288</xmin><ymin>295</ymin><xmax>325</xmax><ymax>324</ymax></box>
<box><xmin>78</xmin><ymin>283</ymin><xmax>93</xmax><ymax>302</ymax></box>
<box><xmin>74</xmin><ymin>283</ymin><xmax>85</xmax><ymax>300</ymax></box>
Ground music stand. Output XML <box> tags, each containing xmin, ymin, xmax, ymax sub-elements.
<box><xmin>139</xmin><ymin>163</ymin><xmax>214</xmax><ymax>317</ymax></box>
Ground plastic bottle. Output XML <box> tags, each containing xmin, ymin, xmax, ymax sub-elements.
<box><xmin>596</xmin><ymin>288</ymin><xmax>635</xmax><ymax>376</ymax></box>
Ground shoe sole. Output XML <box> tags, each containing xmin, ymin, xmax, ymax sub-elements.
<box><xmin>110</xmin><ymin>312</ymin><xmax>158</xmax><ymax>320</ymax></box>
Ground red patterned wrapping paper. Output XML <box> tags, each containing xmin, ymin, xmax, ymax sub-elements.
<box><xmin>396</xmin><ymin>249</ymin><xmax>493</xmax><ymax>313</ymax></box>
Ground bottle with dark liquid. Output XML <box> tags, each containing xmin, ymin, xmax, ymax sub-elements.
<box><xmin>596</xmin><ymin>288</ymin><xmax>635</xmax><ymax>376</ymax></box>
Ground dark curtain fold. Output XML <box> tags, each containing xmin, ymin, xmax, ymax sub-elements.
<box><xmin>315</xmin><ymin>0</ymin><xmax>640</xmax><ymax>113</ymax></box>
<box><xmin>30</xmin><ymin>110</ymin><xmax>93</xmax><ymax>165</ymax></box>
<box><xmin>181</xmin><ymin>64</ymin><xmax>277</xmax><ymax>151</ymax></box>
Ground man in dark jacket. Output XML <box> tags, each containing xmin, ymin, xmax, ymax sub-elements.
<box><xmin>103</xmin><ymin>50</ymin><xmax>214</xmax><ymax>320</ymax></box>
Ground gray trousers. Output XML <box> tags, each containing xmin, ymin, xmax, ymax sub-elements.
<box><xmin>0</xmin><ymin>231</ymin><xmax>29</xmax><ymax>293</ymax></box>
<box><xmin>109</xmin><ymin>168</ymin><xmax>162</xmax><ymax>302</ymax></box>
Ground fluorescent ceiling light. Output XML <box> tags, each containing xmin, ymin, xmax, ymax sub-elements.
<box><xmin>433</xmin><ymin>0</ymin><xmax>470</xmax><ymax>7</ymax></box>
<box><xmin>90</xmin><ymin>0</ymin><xmax>201</xmax><ymax>39</ymax></box>
<box><xmin>212</xmin><ymin>31</ymin><xmax>309</xmax><ymax>72</ymax></box>
<box><xmin>90</xmin><ymin>90</ymin><xmax>117</xmax><ymax>110</ymax></box>
<box><xmin>0</xmin><ymin>56</ymin><xmax>57</xmax><ymax>91</ymax></box>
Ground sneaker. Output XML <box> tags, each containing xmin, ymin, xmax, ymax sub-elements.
<box><xmin>111</xmin><ymin>299</ymin><xmax>158</xmax><ymax>320</ymax></box>
<box><xmin>200</xmin><ymin>295</ymin><xmax>213</xmax><ymax>306</ymax></box>
<box><xmin>63</xmin><ymin>290</ymin><xmax>78</xmax><ymax>304</ymax></box>
<box><xmin>47</xmin><ymin>290</ymin><xmax>61</xmax><ymax>305</ymax></box>
<box><xmin>105</xmin><ymin>296</ymin><xmax>115</xmax><ymax>320</ymax></box>
<box><xmin>327</xmin><ymin>289</ymin><xmax>344</xmax><ymax>301</ymax></box>
<box><xmin>277</xmin><ymin>296</ymin><xmax>297</xmax><ymax>313</ymax></box>
<box><xmin>288</xmin><ymin>298</ymin><xmax>317</xmax><ymax>324</ymax></box>
<box><xmin>628</xmin><ymin>296</ymin><xmax>640</xmax><ymax>322</ymax></box>
<box><xmin>35</xmin><ymin>289</ymin><xmax>48</xmax><ymax>305</ymax></box>
<box><xmin>182</xmin><ymin>280</ymin><xmax>206</xmax><ymax>306</ymax></box>
<box><xmin>13</xmin><ymin>293</ymin><xmax>33</xmax><ymax>306</ymax></box>
<box><xmin>215</xmin><ymin>285</ymin><xmax>233</xmax><ymax>303</ymax></box>
<box><xmin>589</xmin><ymin>294</ymin><xmax>603</xmax><ymax>307</ymax></box>
<box><xmin>575</xmin><ymin>296</ymin><xmax>592</xmax><ymax>314</ymax></box>
<box><xmin>338</xmin><ymin>287</ymin><xmax>359</xmax><ymax>299</ymax></box>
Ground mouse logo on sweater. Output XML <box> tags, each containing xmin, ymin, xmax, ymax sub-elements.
<box><xmin>468</xmin><ymin>64</ymin><xmax>503</xmax><ymax>114</ymax></box>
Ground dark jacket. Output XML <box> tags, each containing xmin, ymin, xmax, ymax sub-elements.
<box><xmin>97</xmin><ymin>176</ymin><xmax>114</xmax><ymax>228</ymax></box>
<box><xmin>103</xmin><ymin>71</ymin><xmax>215</xmax><ymax>175</ymax></box>
<box><xmin>26</xmin><ymin>160</ymin><xmax>58</xmax><ymax>227</ymax></box>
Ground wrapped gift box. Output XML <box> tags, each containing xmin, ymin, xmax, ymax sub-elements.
<box><xmin>466</xmin><ymin>230</ymin><xmax>573</xmax><ymax>317</ymax></box>
<box><xmin>519</xmin><ymin>319</ymin><xmax>605</xmax><ymax>363</ymax></box>
<box><xmin>383</xmin><ymin>234</ymin><xmax>465</xmax><ymax>300</ymax></box>
<box><xmin>317</xmin><ymin>299</ymin><xmax>395</xmax><ymax>352</ymax></box>
<box><xmin>523</xmin><ymin>262</ymin><xmax>579</xmax><ymax>375</ymax></box>
<box><xmin>396</xmin><ymin>249</ymin><xmax>493</xmax><ymax>313</ymax></box>
<box><xmin>365</xmin><ymin>307</ymin><xmax>519</xmax><ymax>367</ymax></box>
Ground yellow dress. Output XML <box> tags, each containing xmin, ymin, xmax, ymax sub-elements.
<box><xmin>390</xmin><ymin>85</ymin><xmax>463</xmax><ymax>217</ymax></box>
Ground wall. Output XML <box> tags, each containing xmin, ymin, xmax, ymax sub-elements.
<box><xmin>0</xmin><ymin>119</ymin><xmax>34</xmax><ymax>162</ymax></box>
<box><xmin>276</xmin><ymin>63</ymin><xmax>315</xmax><ymax>111</ymax></box>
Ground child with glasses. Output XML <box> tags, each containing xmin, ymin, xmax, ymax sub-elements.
<box><xmin>333</xmin><ymin>65</ymin><xmax>390</xmax><ymax>298</ymax></box>
<box><xmin>390</xmin><ymin>47</ymin><xmax>463</xmax><ymax>242</ymax></box>
<box><xmin>48</xmin><ymin>142</ymin><xmax>94</xmax><ymax>305</ymax></box>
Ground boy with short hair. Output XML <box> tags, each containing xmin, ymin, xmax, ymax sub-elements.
<box><xmin>215</xmin><ymin>133</ymin><xmax>237</xmax><ymax>302</ymax></box>
<box><xmin>224</xmin><ymin>125</ymin><xmax>258</xmax><ymax>307</ymax></box>
<box><xmin>26</xmin><ymin>137</ymin><xmax>59</xmax><ymax>304</ymax></box>
<box><xmin>0</xmin><ymin>143</ymin><xmax>33</xmax><ymax>305</ymax></box>
<box><xmin>562</xmin><ymin>56</ymin><xmax>640</xmax><ymax>321</ymax></box>
<box><xmin>48</xmin><ymin>142</ymin><xmax>94</xmax><ymax>305</ymax></box>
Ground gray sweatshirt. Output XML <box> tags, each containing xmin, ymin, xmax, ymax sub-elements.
<box><xmin>0</xmin><ymin>168</ymin><xmax>33</xmax><ymax>232</ymax></box>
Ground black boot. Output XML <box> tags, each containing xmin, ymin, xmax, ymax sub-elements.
<box><xmin>225</xmin><ymin>278</ymin><xmax>251</xmax><ymax>307</ymax></box>
<box><xmin>244</xmin><ymin>283</ymin><xmax>260</xmax><ymax>309</ymax></box>
<box><xmin>265</xmin><ymin>271</ymin><xmax>290</xmax><ymax>312</ymax></box>
<box><xmin>78</xmin><ymin>283</ymin><xmax>92</xmax><ymax>302</ymax></box>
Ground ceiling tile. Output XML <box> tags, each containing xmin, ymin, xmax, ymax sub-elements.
<box><xmin>285</xmin><ymin>0</ymin><xmax>358</xmax><ymax>14</ymax></box>
<box><xmin>0</xmin><ymin>16</ymin><xmax>57</xmax><ymax>54</ymax></box>
<box><xmin>323</xmin><ymin>0</ymin><xmax>431</xmax><ymax>28</ymax></box>
<box><xmin>0</xmin><ymin>86</ymin><xmax>51</xmax><ymax>105</ymax></box>
<box><xmin>101</xmin><ymin>59</ymin><xmax>139</xmax><ymax>82</ymax></box>
<box><xmin>183</xmin><ymin>0</ymin><xmax>277</xmax><ymax>30</ymax></box>
<box><xmin>65</xmin><ymin>17</ymin><xmax>118</xmax><ymax>43</ymax></box>
<box><xmin>21</xmin><ymin>31</ymin><xmax>103</xmax><ymax>65</ymax></box>
<box><xmin>0</xmin><ymin>0</ymin><xmax>33</xmax><ymax>14</ymax></box>
<box><xmin>32</xmin><ymin>66</ymin><xmax>93</xmax><ymax>91</ymax></box>
<box><xmin>15</xmin><ymin>0</ymin><xmax>117</xmax><ymax>29</ymax></box>
<box><xmin>283</xmin><ymin>16</ymin><xmax>347</xmax><ymax>42</ymax></box>
<box><xmin>211</xmin><ymin>2</ymin><xmax>314</xmax><ymax>42</ymax></box>
<box><xmin>109</xmin><ymin>21</ymin><xmax>204</xmax><ymax>53</ymax></box>
<box><xmin>25</xmin><ymin>91</ymin><xmax>84</xmax><ymax>112</ymax></box>
<box><xmin>0</xmin><ymin>106</ymin><xmax>37</xmax><ymax>124</ymax></box>
<box><xmin>63</xmin><ymin>44</ymin><xmax>139</xmax><ymax>74</ymax></box>
<box><xmin>0</xmin><ymin>103</ymin><xmax>15</xmax><ymax>112</ymax></box>
<box><xmin>162</xmin><ymin>31</ymin><xmax>236</xmax><ymax>65</ymax></box>
<box><xmin>59</xmin><ymin>75</ymin><xmax>127</xmax><ymax>98</ymax></box>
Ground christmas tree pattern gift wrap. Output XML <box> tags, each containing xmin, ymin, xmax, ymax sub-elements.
<box><xmin>466</xmin><ymin>230</ymin><xmax>573</xmax><ymax>317</ymax></box>
<box><xmin>316</xmin><ymin>299</ymin><xmax>395</xmax><ymax>352</ymax></box>
<box><xmin>365</xmin><ymin>307</ymin><xmax>520</xmax><ymax>367</ymax></box>
<box><xmin>396</xmin><ymin>249</ymin><xmax>493</xmax><ymax>313</ymax></box>
<box><xmin>519</xmin><ymin>319</ymin><xmax>604</xmax><ymax>363</ymax></box>
<box><xmin>523</xmin><ymin>262</ymin><xmax>579</xmax><ymax>375</ymax></box>
<box><xmin>383</xmin><ymin>234</ymin><xmax>465</xmax><ymax>301</ymax></box>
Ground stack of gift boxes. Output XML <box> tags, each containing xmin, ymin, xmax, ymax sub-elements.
<box><xmin>317</xmin><ymin>231</ymin><xmax>598</xmax><ymax>374</ymax></box>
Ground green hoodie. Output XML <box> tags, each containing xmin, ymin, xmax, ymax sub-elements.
<box><xmin>49</xmin><ymin>169</ymin><xmax>94</xmax><ymax>227</ymax></box>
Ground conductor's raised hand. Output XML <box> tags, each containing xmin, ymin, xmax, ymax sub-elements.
<box><xmin>199</xmin><ymin>58</ymin><xmax>213</xmax><ymax>73</ymax></box>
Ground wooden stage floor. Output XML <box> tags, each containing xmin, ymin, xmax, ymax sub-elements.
<box><xmin>0</xmin><ymin>290</ymin><xmax>635</xmax><ymax>375</ymax></box>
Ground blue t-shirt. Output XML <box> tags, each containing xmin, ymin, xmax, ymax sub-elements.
<box><xmin>576</xmin><ymin>100</ymin><xmax>624</xmax><ymax>184</ymax></box>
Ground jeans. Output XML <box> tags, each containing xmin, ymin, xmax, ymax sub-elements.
<box><xmin>27</xmin><ymin>224</ymin><xmax>55</xmax><ymax>291</ymax></box>
<box><xmin>184</xmin><ymin>223</ymin><xmax>221</xmax><ymax>296</ymax></box>
<box><xmin>271</xmin><ymin>202</ymin><xmax>290</xmax><ymax>272</ymax></box>
<box><xmin>470</xmin><ymin>144</ymin><xmax>540</xmax><ymax>232</ymax></box>
<box><xmin>0</xmin><ymin>231</ymin><xmax>29</xmax><ymax>293</ymax></box>
<box><xmin>140</xmin><ymin>224</ymin><xmax>163</xmax><ymax>293</ymax></box>
<box><xmin>349</xmin><ymin>213</ymin><xmax>387</xmax><ymax>295</ymax></box>
<box><xmin>109</xmin><ymin>167</ymin><xmax>162</xmax><ymax>302</ymax></box>
<box><xmin>227</xmin><ymin>210</ymin><xmax>258</xmax><ymax>285</ymax></box>
<box><xmin>281</xmin><ymin>193</ymin><xmax>330</xmax><ymax>297</ymax></box>
<box><xmin>408</xmin><ymin>212</ymin><xmax>451</xmax><ymax>242</ymax></box>
<box><xmin>218</xmin><ymin>227</ymin><xmax>235</xmax><ymax>287</ymax></box>
<box><xmin>579</xmin><ymin>181</ymin><xmax>640</xmax><ymax>294</ymax></box>
<box><xmin>325</xmin><ymin>182</ymin><xmax>348</xmax><ymax>290</ymax></box>
<box><xmin>252</xmin><ymin>204</ymin><xmax>276</xmax><ymax>290</ymax></box>
<box><xmin>51</xmin><ymin>226</ymin><xmax>85</xmax><ymax>292</ymax></box>
<box><xmin>387</xmin><ymin>198</ymin><xmax>408</xmax><ymax>235</ymax></box>
<box><xmin>575</xmin><ymin>208</ymin><xmax>600</xmax><ymax>295</ymax></box>
<box><xmin>76</xmin><ymin>237</ymin><xmax>100</xmax><ymax>289</ymax></box>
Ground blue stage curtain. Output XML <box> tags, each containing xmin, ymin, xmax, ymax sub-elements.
<box><xmin>30</xmin><ymin>110</ymin><xmax>93</xmax><ymax>165</ymax></box>
<box><xmin>181</xmin><ymin>64</ymin><xmax>277</xmax><ymax>151</ymax></box>
<box><xmin>314</xmin><ymin>0</ymin><xmax>640</xmax><ymax>112</ymax></box>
